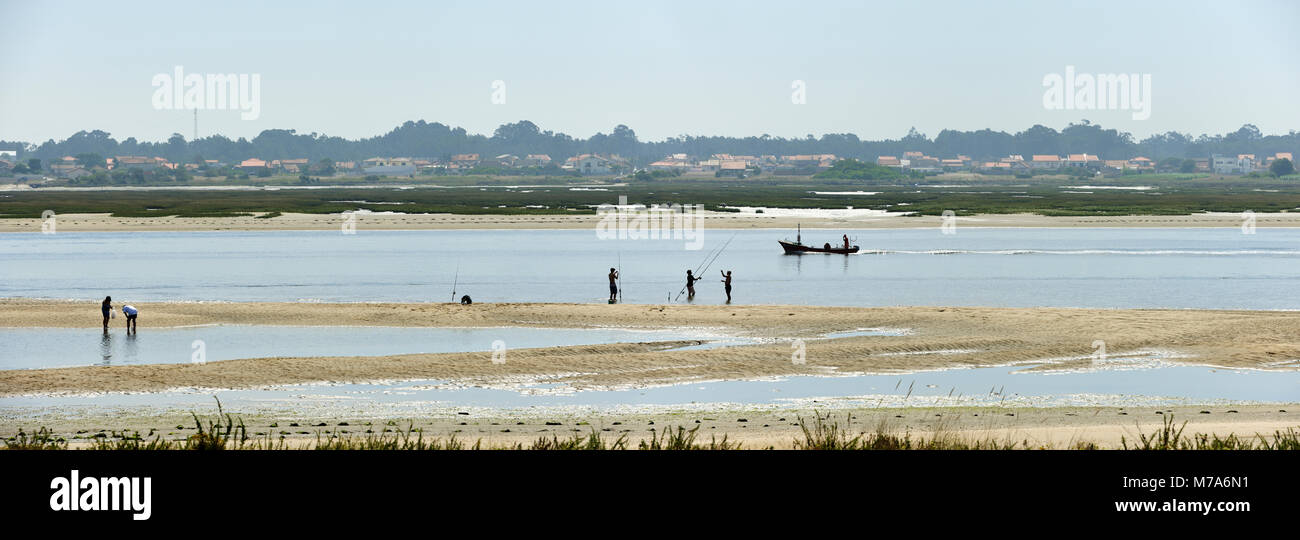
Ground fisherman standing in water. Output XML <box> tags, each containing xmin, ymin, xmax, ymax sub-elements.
<box><xmin>608</xmin><ymin>267</ymin><xmax>619</xmax><ymax>303</ymax></box>
<box><xmin>685</xmin><ymin>270</ymin><xmax>702</xmax><ymax>299</ymax></box>
<box><xmin>720</xmin><ymin>270</ymin><xmax>733</xmax><ymax>303</ymax></box>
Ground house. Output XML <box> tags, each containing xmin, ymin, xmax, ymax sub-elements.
<box><xmin>239</xmin><ymin>158</ymin><xmax>268</xmax><ymax>171</ymax></box>
<box><xmin>362</xmin><ymin>157</ymin><xmax>416</xmax><ymax>176</ymax></box>
<box><xmin>649</xmin><ymin>159</ymin><xmax>689</xmax><ymax>171</ymax></box>
<box><xmin>1030</xmin><ymin>155</ymin><xmax>1063</xmax><ymax>169</ymax></box>
<box><xmin>565</xmin><ymin>154</ymin><xmax>623</xmax><ymax>175</ymax></box>
<box><xmin>979</xmin><ymin>161</ymin><xmax>1013</xmax><ymax>174</ymax></box>
<box><xmin>115</xmin><ymin>156</ymin><xmax>164</xmax><ymax>169</ymax></box>
<box><xmin>718</xmin><ymin>160</ymin><xmax>749</xmax><ymax>177</ymax></box>
<box><xmin>0</xmin><ymin>160</ymin><xmax>13</xmax><ymax>174</ymax></box>
<box><xmin>908</xmin><ymin>156</ymin><xmax>941</xmax><ymax>172</ymax></box>
<box><xmin>1211</xmin><ymin>154</ymin><xmax>1253</xmax><ymax>174</ymax></box>
<box><xmin>451</xmin><ymin>154</ymin><xmax>480</xmax><ymax>167</ymax></box>
<box><xmin>1064</xmin><ymin>153</ymin><xmax>1101</xmax><ymax>168</ymax></box>
<box><xmin>277</xmin><ymin>158</ymin><xmax>310</xmax><ymax>173</ymax></box>
<box><xmin>1128</xmin><ymin>156</ymin><xmax>1154</xmax><ymax>170</ymax></box>
<box><xmin>877</xmin><ymin>156</ymin><xmax>901</xmax><ymax>167</ymax></box>
<box><xmin>522</xmin><ymin>154</ymin><xmax>552</xmax><ymax>167</ymax></box>
<box><xmin>489</xmin><ymin>154</ymin><xmax>519</xmax><ymax>167</ymax></box>
<box><xmin>940</xmin><ymin>158</ymin><xmax>966</xmax><ymax>171</ymax></box>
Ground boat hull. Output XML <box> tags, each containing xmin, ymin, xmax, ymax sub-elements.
<box><xmin>779</xmin><ymin>240</ymin><xmax>859</xmax><ymax>254</ymax></box>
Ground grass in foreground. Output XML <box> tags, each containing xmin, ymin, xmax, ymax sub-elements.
<box><xmin>5</xmin><ymin>409</ymin><xmax>1298</xmax><ymax>450</ymax></box>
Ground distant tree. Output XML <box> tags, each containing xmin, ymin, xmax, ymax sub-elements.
<box><xmin>1179</xmin><ymin>159</ymin><xmax>1197</xmax><ymax>173</ymax></box>
<box><xmin>256</xmin><ymin>167</ymin><xmax>271</xmax><ymax>178</ymax></box>
<box><xmin>1271</xmin><ymin>158</ymin><xmax>1295</xmax><ymax>177</ymax></box>
<box><xmin>315</xmin><ymin>158</ymin><xmax>336</xmax><ymax>176</ymax></box>
<box><xmin>813</xmin><ymin>159</ymin><xmax>905</xmax><ymax>181</ymax></box>
<box><xmin>26</xmin><ymin>158</ymin><xmax>40</xmax><ymax>172</ymax></box>
<box><xmin>1157</xmin><ymin>157</ymin><xmax>1183</xmax><ymax>171</ymax></box>
<box><xmin>75</xmin><ymin>153</ymin><xmax>105</xmax><ymax>169</ymax></box>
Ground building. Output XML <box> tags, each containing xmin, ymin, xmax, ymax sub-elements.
<box><xmin>1030</xmin><ymin>155</ymin><xmax>1063</xmax><ymax>169</ymax></box>
<box><xmin>239</xmin><ymin>158</ymin><xmax>268</xmax><ymax>172</ymax></box>
<box><xmin>565</xmin><ymin>154</ymin><xmax>627</xmax><ymax>175</ymax></box>
<box><xmin>1211</xmin><ymin>154</ymin><xmax>1253</xmax><ymax>174</ymax></box>
<box><xmin>1064</xmin><ymin>153</ymin><xmax>1100</xmax><ymax>168</ymax></box>
<box><xmin>450</xmin><ymin>154</ymin><xmax>480</xmax><ymax>167</ymax></box>
<box><xmin>718</xmin><ymin>160</ymin><xmax>749</xmax><ymax>177</ymax></box>
<box><xmin>522</xmin><ymin>154</ymin><xmax>552</xmax><ymax>167</ymax></box>
<box><xmin>362</xmin><ymin>157</ymin><xmax>416</xmax><ymax>176</ymax></box>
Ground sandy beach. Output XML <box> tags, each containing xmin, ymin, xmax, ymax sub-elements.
<box><xmin>1</xmin><ymin>211</ymin><xmax>1295</xmax><ymax>232</ymax></box>
<box><xmin>3</xmin><ymin>300</ymin><xmax>1299</xmax><ymax>396</ymax></box>
<box><xmin>3</xmin><ymin>300</ymin><xmax>1297</xmax><ymax>448</ymax></box>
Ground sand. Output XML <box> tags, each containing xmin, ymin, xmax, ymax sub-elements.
<box><xmin>8</xmin><ymin>405</ymin><xmax>1296</xmax><ymax>450</ymax></box>
<box><xmin>0</xmin><ymin>211</ymin><xmax>1293</xmax><ymax>232</ymax></box>
<box><xmin>3</xmin><ymin>300</ymin><xmax>1299</xmax><ymax>397</ymax></box>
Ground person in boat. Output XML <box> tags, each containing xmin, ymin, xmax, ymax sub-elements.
<box><xmin>720</xmin><ymin>270</ymin><xmax>732</xmax><ymax>303</ymax></box>
<box><xmin>608</xmin><ymin>268</ymin><xmax>619</xmax><ymax>302</ymax></box>
<box><xmin>843</xmin><ymin>234</ymin><xmax>850</xmax><ymax>249</ymax></box>
<box><xmin>685</xmin><ymin>270</ymin><xmax>701</xmax><ymax>298</ymax></box>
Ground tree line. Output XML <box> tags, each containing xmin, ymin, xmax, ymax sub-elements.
<box><xmin>3</xmin><ymin>120</ymin><xmax>1296</xmax><ymax>167</ymax></box>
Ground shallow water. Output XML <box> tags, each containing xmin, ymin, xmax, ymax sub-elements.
<box><xmin>3</xmin><ymin>356</ymin><xmax>1296</xmax><ymax>419</ymax></box>
<box><xmin>0</xmin><ymin>325</ymin><xmax>716</xmax><ymax>370</ymax></box>
<box><xmin>5</xmin><ymin>228</ymin><xmax>1300</xmax><ymax>308</ymax></box>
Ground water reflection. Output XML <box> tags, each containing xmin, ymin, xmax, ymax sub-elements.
<box><xmin>98</xmin><ymin>332</ymin><xmax>112</xmax><ymax>365</ymax></box>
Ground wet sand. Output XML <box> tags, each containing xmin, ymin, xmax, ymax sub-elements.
<box><xmin>1</xmin><ymin>211</ymin><xmax>1294</xmax><ymax>232</ymax></box>
<box><xmin>3</xmin><ymin>300</ymin><xmax>1299</xmax><ymax>396</ymax></box>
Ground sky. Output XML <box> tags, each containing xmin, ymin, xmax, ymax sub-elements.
<box><xmin>1</xmin><ymin>0</ymin><xmax>1297</xmax><ymax>144</ymax></box>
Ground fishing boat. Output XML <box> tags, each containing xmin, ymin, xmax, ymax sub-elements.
<box><xmin>779</xmin><ymin>225</ymin><xmax>859</xmax><ymax>254</ymax></box>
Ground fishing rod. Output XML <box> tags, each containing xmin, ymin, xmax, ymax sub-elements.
<box><xmin>617</xmin><ymin>252</ymin><xmax>623</xmax><ymax>302</ymax></box>
<box><xmin>672</xmin><ymin>240</ymin><xmax>724</xmax><ymax>302</ymax></box>
<box><xmin>450</xmin><ymin>262</ymin><xmax>459</xmax><ymax>302</ymax></box>
<box><xmin>673</xmin><ymin>233</ymin><xmax>736</xmax><ymax>302</ymax></box>
<box><xmin>697</xmin><ymin>232</ymin><xmax>735</xmax><ymax>280</ymax></box>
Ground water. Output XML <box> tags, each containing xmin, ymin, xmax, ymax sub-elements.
<box><xmin>4</xmin><ymin>228</ymin><xmax>1300</xmax><ymax>308</ymax></box>
<box><xmin>0</xmin><ymin>325</ymin><xmax>716</xmax><ymax>370</ymax></box>
<box><xmin>3</xmin><ymin>361</ymin><xmax>1295</xmax><ymax>418</ymax></box>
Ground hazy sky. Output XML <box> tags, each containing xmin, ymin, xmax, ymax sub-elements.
<box><xmin>2</xmin><ymin>0</ymin><xmax>1296</xmax><ymax>144</ymax></box>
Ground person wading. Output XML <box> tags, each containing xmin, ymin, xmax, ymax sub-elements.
<box><xmin>101</xmin><ymin>296</ymin><xmax>113</xmax><ymax>332</ymax></box>
<box><xmin>608</xmin><ymin>268</ymin><xmax>620</xmax><ymax>303</ymax></box>
<box><xmin>720</xmin><ymin>270</ymin><xmax>733</xmax><ymax>303</ymax></box>
<box><xmin>685</xmin><ymin>270</ymin><xmax>702</xmax><ymax>299</ymax></box>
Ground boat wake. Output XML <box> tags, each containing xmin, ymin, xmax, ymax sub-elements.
<box><xmin>854</xmin><ymin>249</ymin><xmax>1300</xmax><ymax>256</ymax></box>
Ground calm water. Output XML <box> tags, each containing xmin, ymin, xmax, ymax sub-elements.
<box><xmin>3</xmin><ymin>228</ymin><xmax>1300</xmax><ymax>308</ymax></box>
<box><xmin>0</xmin><ymin>325</ymin><xmax>718</xmax><ymax>370</ymax></box>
